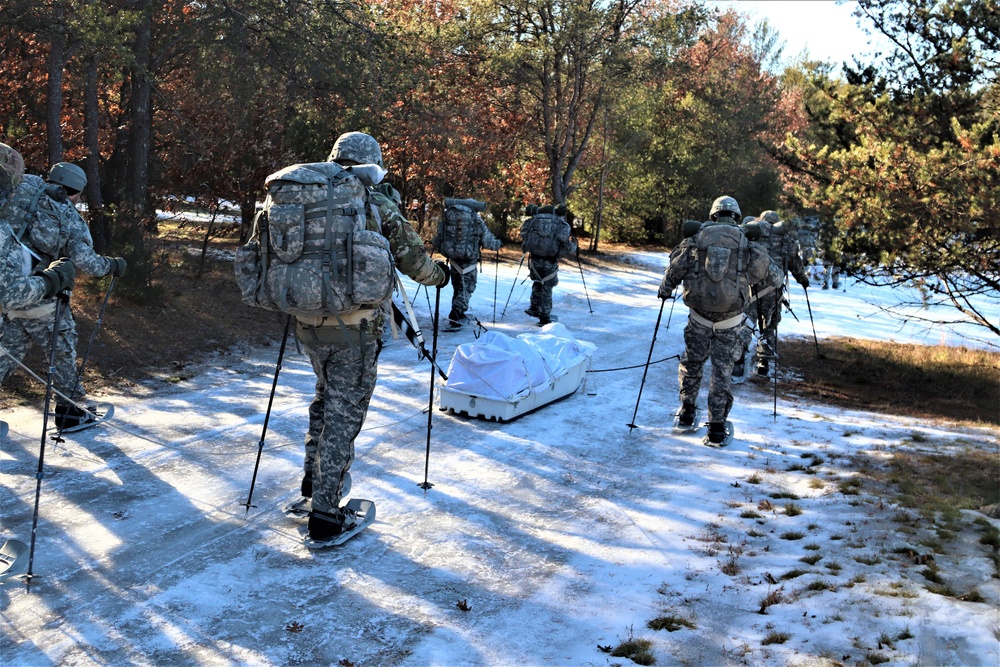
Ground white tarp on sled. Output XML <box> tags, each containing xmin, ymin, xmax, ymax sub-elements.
<box><xmin>438</xmin><ymin>323</ymin><xmax>596</xmax><ymax>421</ymax></box>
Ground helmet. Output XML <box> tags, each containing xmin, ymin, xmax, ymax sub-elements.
<box><xmin>759</xmin><ymin>210</ymin><xmax>780</xmax><ymax>224</ymax></box>
<box><xmin>709</xmin><ymin>195</ymin><xmax>741</xmax><ymax>220</ymax></box>
<box><xmin>0</xmin><ymin>143</ymin><xmax>25</xmax><ymax>196</ymax></box>
<box><xmin>742</xmin><ymin>215</ymin><xmax>757</xmax><ymax>225</ymax></box>
<box><xmin>48</xmin><ymin>162</ymin><xmax>87</xmax><ymax>194</ymax></box>
<box><xmin>327</xmin><ymin>132</ymin><xmax>383</xmax><ymax>168</ymax></box>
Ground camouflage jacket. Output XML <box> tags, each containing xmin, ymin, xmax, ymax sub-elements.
<box><xmin>0</xmin><ymin>218</ymin><xmax>48</xmax><ymax>313</ymax></box>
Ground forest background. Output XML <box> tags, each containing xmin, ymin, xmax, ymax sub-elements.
<box><xmin>0</xmin><ymin>0</ymin><xmax>997</xmax><ymax>340</ymax></box>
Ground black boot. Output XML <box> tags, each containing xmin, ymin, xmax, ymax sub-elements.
<box><xmin>300</xmin><ymin>472</ymin><xmax>313</xmax><ymax>498</ymax></box>
<box><xmin>308</xmin><ymin>508</ymin><xmax>345</xmax><ymax>541</ymax></box>
<box><xmin>678</xmin><ymin>402</ymin><xmax>696</xmax><ymax>427</ymax></box>
<box><xmin>755</xmin><ymin>359</ymin><xmax>769</xmax><ymax>377</ymax></box>
<box><xmin>54</xmin><ymin>404</ymin><xmax>94</xmax><ymax>430</ymax></box>
<box><xmin>707</xmin><ymin>422</ymin><xmax>727</xmax><ymax>444</ymax></box>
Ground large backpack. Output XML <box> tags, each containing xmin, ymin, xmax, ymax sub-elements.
<box><xmin>1</xmin><ymin>175</ymin><xmax>67</xmax><ymax>265</ymax></box>
<box><xmin>681</xmin><ymin>223</ymin><xmax>752</xmax><ymax>314</ymax></box>
<box><xmin>520</xmin><ymin>213</ymin><xmax>566</xmax><ymax>257</ymax></box>
<box><xmin>234</xmin><ymin>162</ymin><xmax>394</xmax><ymax>318</ymax></box>
<box><xmin>437</xmin><ymin>204</ymin><xmax>481</xmax><ymax>261</ymax></box>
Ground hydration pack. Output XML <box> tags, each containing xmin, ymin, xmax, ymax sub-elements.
<box><xmin>234</xmin><ymin>162</ymin><xmax>394</xmax><ymax>318</ymax></box>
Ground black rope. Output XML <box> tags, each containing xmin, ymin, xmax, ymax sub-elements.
<box><xmin>587</xmin><ymin>354</ymin><xmax>681</xmax><ymax>373</ymax></box>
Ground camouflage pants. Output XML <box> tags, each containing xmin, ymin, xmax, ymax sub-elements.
<box><xmin>740</xmin><ymin>291</ymin><xmax>781</xmax><ymax>359</ymax></box>
<box><xmin>678</xmin><ymin>316</ymin><xmax>743</xmax><ymax>424</ymax></box>
<box><xmin>822</xmin><ymin>263</ymin><xmax>841</xmax><ymax>289</ymax></box>
<box><xmin>303</xmin><ymin>336</ymin><xmax>381</xmax><ymax>514</ymax></box>
<box><xmin>0</xmin><ymin>306</ymin><xmax>84</xmax><ymax>405</ymax></box>
<box><xmin>448</xmin><ymin>258</ymin><xmax>479</xmax><ymax>320</ymax></box>
<box><xmin>528</xmin><ymin>256</ymin><xmax>559</xmax><ymax>318</ymax></box>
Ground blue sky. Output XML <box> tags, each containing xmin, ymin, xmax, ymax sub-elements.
<box><xmin>707</xmin><ymin>0</ymin><xmax>891</xmax><ymax>70</ymax></box>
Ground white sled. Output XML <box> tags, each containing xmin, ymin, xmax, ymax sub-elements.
<box><xmin>0</xmin><ymin>539</ymin><xmax>29</xmax><ymax>582</ymax></box>
<box><xmin>438</xmin><ymin>323</ymin><xmax>596</xmax><ymax>422</ymax></box>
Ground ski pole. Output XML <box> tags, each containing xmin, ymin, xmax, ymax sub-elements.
<box><xmin>500</xmin><ymin>253</ymin><xmax>526</xmax><ymax>319</ymax></box>
<box><xmin>419</xmin><ymin>283</ymin><xmax>442</xmax><ymax>491</ymax></box>
<box><xmin>75</xmin><ymin>275</ymin><xmax>117</xmax><ymax>388</ymax></box>
<box><xmin>627</xmin><ymin>296</ymin><xmax>670</xmax><ymax>433</ymax></box>
<box><xmin>772</xmin><ymin>293</ymin><xmax>781</xmax><ymax>422</ymax></box>
<box><xmin>492</xmin><ymin>248</ymin><xmax>499</xmax><ymax>326</ymax></box>
<box><xmin>242</xmin><ymin>315</ymin><xmax>292</xmax><ymax>513</ymax></box>
<box><xmin>803</xmin><ymin>287</ymin><xmax>820</xmax><ymax>358</ymax></box>
<box><xmin>25</xmin><ymin>291</ymin><xmax>69</xmax><ymax>585</ymax></box>
<box><xmin>576</xmin><ymin>251</ymin><xmax>594</xmax><ymax>315</ymax></box>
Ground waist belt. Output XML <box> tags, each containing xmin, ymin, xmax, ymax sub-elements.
<box><xmin>689</xmin><ymin>310</ymin><xmax>745</xmax><ymax>331</ymax></box>
<box><xmin>295</xmin><ymin>308</ymin><xmax>379</xmax><ymax>328</ymax></box>
<box><xmin>4</xmin><ymin>301</ymin><xmax>56</xmax><ymax>320</ymax></box>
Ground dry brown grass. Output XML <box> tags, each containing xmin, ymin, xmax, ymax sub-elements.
<box><xmin>779</xmin><ymin>337</ymin><xmax>1000</xmax><ymax>425</ymax></box>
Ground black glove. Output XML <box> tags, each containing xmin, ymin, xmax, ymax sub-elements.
<box><xmin>39</xmin><ymin>258</ymin><xmax>76</xmax><ymax>298</ymax></box>
<box><xmin>657</xmin><ymin>283</ymin><xmax>675</xmax><ymax>300</ymax></box>
<box><xmin>108</xmin><ymin>256</ymin><xmax>127</xmax><ymax>278</ymax></box>
<box><xmin>798</xmin><ymin>276</ymin><xmax>809</xmax><ymax>290</ymax></box>
<box><xmin>492</xmin><ymin>241</ymin><xmax>502</xmax><ymax>252</ymax></box>
<box><xmin>435</xmin><ymin>259</ymin><xmax>450</xmax><ymax>288</ymax></box>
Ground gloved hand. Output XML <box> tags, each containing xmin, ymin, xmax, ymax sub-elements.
<box><xmin>39</xmin><ymin>258</ymin><xmax>76</xmax><ymax>298</ymax></box>
<box><xmin>108</xmin><ymin>256</ymin><xmax>127</xmax><ymax>278</ymax></box>
<box><xmin>798</xmin><ymin>277</ymin><xmax>809</xmax><ymax>290</ymax></box>
<box><xmin>435</xmin><ymin>260</ymin><xmax>450</xmax><ymax>288</ymax></box>
<box><xmin>657</xmin><ymin>282</ymin><xmax>675</xmax><ymax>300</ymax></box>
<box><xmin>492</xmin><ymin>241</ymin><xmax>502</xmax><ymax>252</ymax></box>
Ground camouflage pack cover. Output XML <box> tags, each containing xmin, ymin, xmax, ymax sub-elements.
<box><xmin>235</xmin><ymin>162</ymin><xmax>394</xmax><ymax>318</ymax></box>
<box><xmin>437</xmin><ymin>204</ymin><xmax>483</xmax><ymax>261</ymax></box>
<box><xmin>520</xmin><ymin>213</ymin><xmax>569</xmax><ymax>258</ymax></box>
<box><xmin>681</xmin><ymin>223</ymin><xmax>752</xmax><ymax>314</ymax></box>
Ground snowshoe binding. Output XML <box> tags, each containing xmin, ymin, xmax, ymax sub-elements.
<box><xmin>54</xmin><ymin>403</ymin><xmax>114</xmax><ymax>433</ymax></box>
<box><xmin>284</xmin><ymin>472</ymin><xmax>351</xmax><ymax>518</ymax></box>
<box><xmin>0</xmin><ymin>539</ymin><xmax>29</xmax><ymax>582</ymax></box>
<box><xmin>672</xmin><ymin>403</ymin><xmax>700</xmax><ymax>433</ymax></box>
<box><xmin>702</xmin><ymin>421</ymin><xmax>734</xmax><ymax>447</ymax></box>
<box><xmin>303</xmin><ymin>498</ymin><xmax>376</xmax><ymax>549</ymax></box>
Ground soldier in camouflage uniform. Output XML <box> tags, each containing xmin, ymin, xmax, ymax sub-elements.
<box><xmin>296</xmin><ymin>132</ymin><xmax>447</xmax><ymax>542</ymax></box>
<box><xmin>432</xmin><ymin>198</ymin><xmax>502</xmax><ymax>329</ymax></box>
<box><xmin>0</xmin><ymin>160</ymin><xmax>126</xmax><ymax>430</ymax></box>
<box><xmin>657</xmin><ymin>196</ymin><xmax>776</xmax><ymax>445</ymax></box>
<box><xmin>521</xmin><ymin>205</ymin><xmax>576</xmax><ymax>326</ymax></box>
<box><xmin>0</xmin><ymin>144</ymin><xmax>76</xmax><ymax>315</ymax></box>
<box><xmin>735</xmin><ymin>210</ymin><xmax>811</xmax><ymax>379</ymax></box>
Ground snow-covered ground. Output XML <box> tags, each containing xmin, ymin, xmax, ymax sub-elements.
<box><xmin>2</xmin><ymin>250</ymin><xmax>997</xmax><ymax>667</ymax></box>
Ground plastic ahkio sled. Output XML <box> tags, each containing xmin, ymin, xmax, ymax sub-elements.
<box><xmin>437</xmin><ymin>323</ymin><xmax>596</xmax><ymax>423</ymax></box>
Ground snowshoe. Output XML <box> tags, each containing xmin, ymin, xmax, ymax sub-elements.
<box><xmin>672</xmin><ymin>403</ymin><xmax>700</xmax><ymax>433</ymax></box>
<box><xmin>702</xmin><ymin>421</ymin><xmax>734</xmax><ymax>447</ymax></box>
<box><xmin>303</xmin><ymin>499</ymin><xmax>376</xmax><ymax>549</ymax></box>
<box><xmin>54</xmin><ymin>403</ymin><xmax>114</xmax><ymax>433</ymax></box>
<box><xmin>0</xmin><ymin>539</ymin><xmax>29</xmax><ymax>582</ymax></box>
<box><xmin>284</xmin><ymin>472</ymin><xmax>350</xmax><ymax>518</ymax></box>
<box><xmin>537</xmin><ymin>314</ymin><xmax>558</xmax><ymax>327</ymax></box>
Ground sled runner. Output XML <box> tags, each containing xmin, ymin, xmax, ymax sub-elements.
<box><xmin>438</xmin><ymin>323</ymin><xmax>596</xmax><ymax>422</ymax></box>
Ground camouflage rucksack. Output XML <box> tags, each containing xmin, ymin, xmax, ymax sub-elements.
<box><xmin>520</xmin><ymin>206</ymin><xmax>569</xmax><ymax>257</ymax></box>
<box><xmin>437</xmin><ymin>203</ymin><xmax>482</xmax><ymax>261</ymax></box>
<box><xmin>1</xmin><ymin>174</ymin><xmax>68</xmax><ymax>265</ymax></box>
<box><xmin>681</xmin><ymin>222</ymin><xmax>752</xmax><ymax>314</ymax></box>
<box><xmin>234</xmin><ymin>162</ymin><xmax>395</xmax><ymax>318</ymax></box>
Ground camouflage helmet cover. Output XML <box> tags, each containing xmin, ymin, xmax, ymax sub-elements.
<box><xmin>742</xmin><ymin>215</ymin><xmax>757</xmax><ymax>225</ymax></box>
<box><xmin>48</xmin><ymin>162</ymin><xmax>87</xmax><ymax>193</ymax></box>
<box><xmin>0</xmin><ymin>142</ymin><xmax>25</xmax><ymax>195</ymax></box>
<box><xmin>328</xmin><ymin>132</ymin><xmax>383</xmax><ymax>168</ymax></box>
<box><xmin>759</xmin><ymin>210</ymin><xmax>780</xmax><ymax>224</ymax></box>
<box><xmin>709</xmin><ymin>195</ymin><xmax>741</xmax><ymax>220</ymax></box>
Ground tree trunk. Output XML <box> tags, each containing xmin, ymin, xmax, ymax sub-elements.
<box><xmin>46</xmin><ymin>8</ymin><xmax>66</xmax><ymax>166</ymax></box>
<box><xmin>125</xmin><ymin>4</ymin><xmax>152</xmax><ymax>218</ymax></box>
<box><xmin>84</xmin><ymin>52</ymin><xmax>108</xmax><ymax>252</ymax></box>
